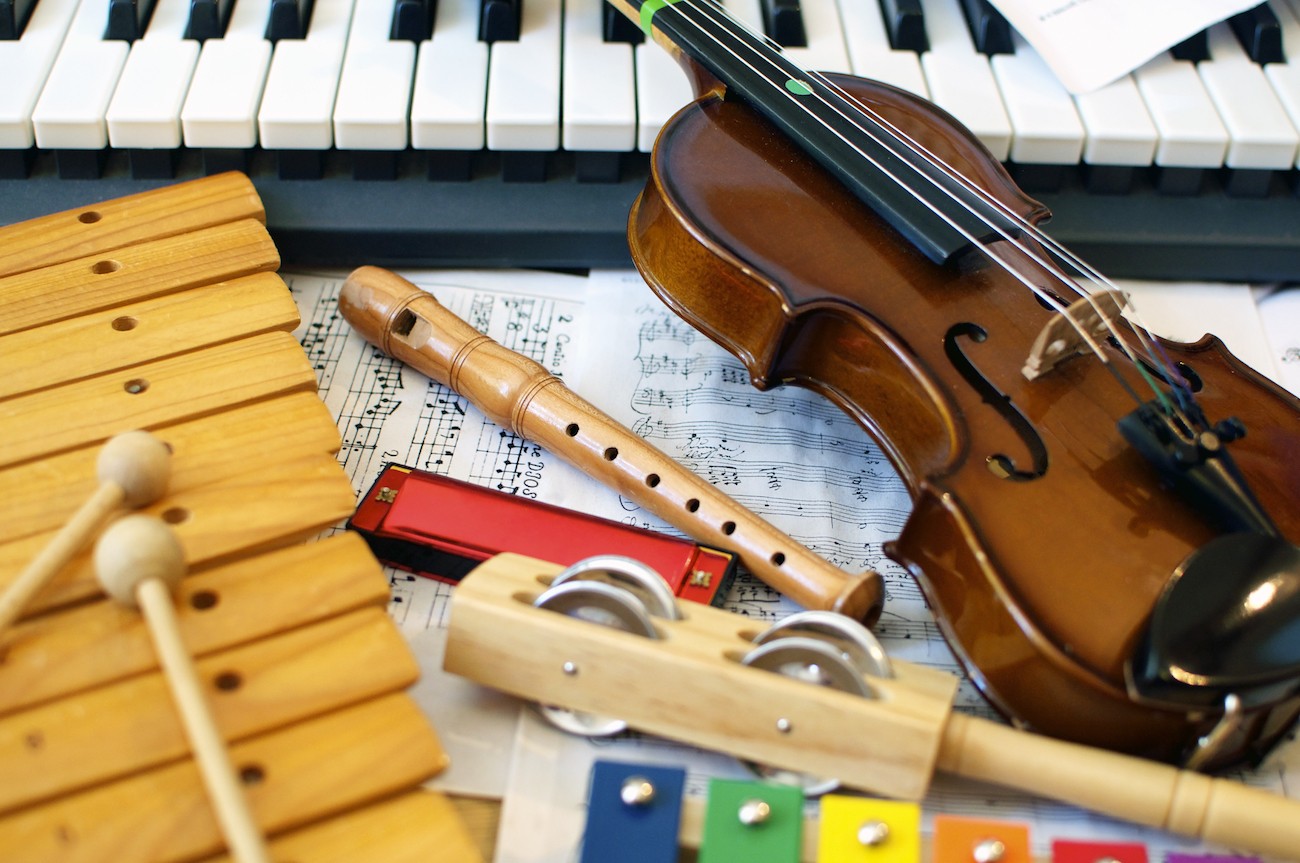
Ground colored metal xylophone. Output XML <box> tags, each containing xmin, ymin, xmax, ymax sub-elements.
<box><xmin>0</xmin><ymin>173</ymin><xmax>480</xmax><ymax>861</ymax></box>
<box><xmin>446</xmin><ymin>552</ymin><xmax>1300</xmax><ymax>862</ymax></box>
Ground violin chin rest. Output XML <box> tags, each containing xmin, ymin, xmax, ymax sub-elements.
<box><xmin>1126</xmin><ymin>532</ymin><xmax>1300</xmax><ymax>712</ymax></box>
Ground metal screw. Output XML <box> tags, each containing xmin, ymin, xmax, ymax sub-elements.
<box><xmin>775</xmin><ymin>717</ymin><xmax>792</xmax><ymax>733</ymax></box>
<box><xmin>738</xmin><ymin>798</ymin><xmax>771</xmax><ymax>826</ymax></box>
<box><xmin>973</xmin><ymin>838</ymin><xmax>1006</xmax><ymax>863</ymax></box>
<box><xmin>857</xmin><ymin>819</ymin><xmax>890</xmax><ymax>847</ymax></box>
<box><xmin>620</xmin><ymin>776</ymin><xmax>655</xmax><ymax>807</ymax></box>
<box><xmin>562</xmin><ymin>661</ymin><xmax>578</xmax><ymax>676</ymax></box>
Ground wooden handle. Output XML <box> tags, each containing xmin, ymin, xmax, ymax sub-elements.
<box><xmin>339</xmin><ymin>266</ymin><xmax>883</xmax><ymax>623</ymax></box>
<box><xmin>939</xmin><ymin>712</ymin><xmax>1300</xmax><ymax>859</ymax></box>
<box><xmin>137</xmin><ymin>578</ymin><xmax>272</xmax><ymax>863</ymax></box>
<box><xmin>0</xmin><ymin>483</ymin><xmax>124</xmax><ymax>634</ymax></box>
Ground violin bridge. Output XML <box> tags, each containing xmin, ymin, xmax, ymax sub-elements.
<box><xmin>1023</xmin><ymin>289</ymin><xmax>1128</xmax><ymax>380</ymax></box>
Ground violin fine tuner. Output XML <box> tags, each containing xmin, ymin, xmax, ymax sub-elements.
<box><xmin>445</xmin><ymin>553</ymin><xmax>1300</xmax><ymax>860</ymax></box>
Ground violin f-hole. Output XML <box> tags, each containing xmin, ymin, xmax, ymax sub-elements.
<box><xmin>945</xmin><ymin>323</ymin><xmax>1049</xmax><ymax>481</ymax></box>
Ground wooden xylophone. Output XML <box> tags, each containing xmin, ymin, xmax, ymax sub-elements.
<box><xmin>0</xmin><ymin>173</ymin><xmax>479</xmax><ymax>861</ymax></box>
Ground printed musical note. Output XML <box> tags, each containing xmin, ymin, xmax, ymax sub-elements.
<box><xmin>287</xmin><ymin>270</ymin><xmax>592</xmax><ymax>627</ymax></box>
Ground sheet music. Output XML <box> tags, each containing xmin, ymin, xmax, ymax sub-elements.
<box><xmin>287</xmin><ymin>268</ymin><xmax>606</xmax><ymax>796</ymax></box>
<box><xmin>987</xmin><ymin>0</ymin><xmax>1260</xmax><ymax>93</ymax></box>
<box><xmin>495</xmin><ymin>272</ymin><xmax>1300</xmax><ymax>862</ymax></box>
<box><xmin>283</xmin><ymin>268</ymin><xmax>1299</xmax><ymax>861</ymax></box>
<box><xmin>1258</xmin><ymin>284</ymin><xmax>1300</xmax><ymax>397</ymax></box>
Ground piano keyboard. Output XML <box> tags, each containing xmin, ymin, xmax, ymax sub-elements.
<box><xmin>2</xmin><ymin>0</ymin><xmax>1298</xmax><ymax>280</ymax></box>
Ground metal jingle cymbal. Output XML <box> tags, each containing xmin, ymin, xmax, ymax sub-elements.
<box><xmin>531</xmin><ymin>577</ymin><xmax>660</xmax><ymax>737</ymax></box>
<box><xmin>550</xmin><ymin>554</ymin><xmax>682</xmax><ymax>620</ymax></box>
<box><xmin>753</xmin><ymin>609</ymin><xmax>894</xmax><ymax>680</ymax></box>
<box><xmin>739</xmin><ymin>635</ymin><xmax>877</xmax><ymax>794</ymax></box>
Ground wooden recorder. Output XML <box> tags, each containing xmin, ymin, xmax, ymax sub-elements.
<box><xmin>0</xmin><ymin>174</ymin><xmax>479</xmax><ymax>861</ymax></box>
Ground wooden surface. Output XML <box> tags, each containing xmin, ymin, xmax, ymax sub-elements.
<box><xmin>444</xmin><ymin>553</ymin><xmax>1300</xmax><ymax>861</ymax></box>
<box><xmin>0</xmin><ymin>174</ymin><xmax>460</xmax><ymax>862</ymax></box>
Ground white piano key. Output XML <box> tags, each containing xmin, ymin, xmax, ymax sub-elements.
<box><xmin>105</xmin><ymin>0</ymin><xmax>200</xmax><ymax>149</ymax></box>
<box><xmin>411</xmin><ymin>0</ymin><xmax>488</xmax><ymax>150</ymax></box>
<box><xmin>485</xmin><ymin>0</ymin><xmax>561</xmax><ymax>151</ymax></box>
<box><xmin>0</xmin><ymin>0</ymin><xmax>79</xmax><ymax>148</ymax></box>
<box><xmin>1197</xmin><ymin>21</ymin><xmax>1298</xmax><ymax>169</ymax></box>
<box><xmin>31</xmin><ymin>0</ymin><xmax>130</xmax><ymax>149</ymax></box>
<box><xmin>990</xmin><ymin>37</ymin><xmax>1084</xmax><ymax>164</ymax></box>
<box><xmin>333</xmin><ymin>0</ymin><xmax>415</xmax><ymax>150</ymax></box>
<box><xmin>722</xmin><ymin>0</ymin><xmax>763</xmax><ymax>34</ymax></box>
<box><xmin>833</xmin><ymin>0</ymin><xmax>928</xmax><ymax>96</ymax></box>
<box><xmin>781</xmin><ymin>0</ymin><xmax>850</xmax><ymax>74</ymax></box>
<box><xmin>258</xmin><ymin>0</ymin><xmax>355</xmax><ymax>149</ymax></box>
<box><xmin>180</xmin><ymin>0</ymin><xmax>274</xmax><ymax>147</ymax></box>
<box><xmin>1072</xmin><ymin>74</ymin><xmax>1157</xmax><ymax>166</ymax></box>
<box><xmin>634</xmin><ymin>40</ymin><xmax>694</xmax><ymax>152</ymax></box>
<box><xmin>1132</xmin><ymin>53</ymin><xmax>1229</xmax><ymax>168</ymax></box>
<box><xmin>917</xmin><ymin>0</ymin><xmax>1010</xmax><ymax>160</ymax></box>
<box><xmin>1265</xmin><ymin>0</ymin><xmax>1300</xmax><ymax>165</ymax></box>
<box><xmin>561</xmin><ymin>0</ymin><xmax>635</xmax><ymax>152</ymax></box>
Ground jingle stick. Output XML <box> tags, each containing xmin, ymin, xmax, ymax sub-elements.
<box><xmin>447</xmin><ymin>553</ymin><xmax>1300</xmax><ymax>861</ymax></box>
<box><xmin>339</xmin><ymin>265</ymin><xmax>883</xmax><ymax>624</ymax></box>
<box><xmin>0</xmin><ymin>430</ymin><xmax>170</xmax><ymax>635</ymax></box>
<box><xmin>95</xmin><ymin>514</ymin><xmax>271</xmax><ymax>863</ymax></box>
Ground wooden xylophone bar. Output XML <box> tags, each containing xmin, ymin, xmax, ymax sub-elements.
<box><xmin>0</xmin><ymin>174</ymin><xmax>480</xmax><ymax>861</ymax></box>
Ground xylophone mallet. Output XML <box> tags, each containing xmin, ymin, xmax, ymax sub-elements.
<box><xmin>95</xmin><ymin>514</ymin><xmax>272</xmax><ymax>863</ymax></box>
<box><xmin>0</xmin><ymin>430</ymin><xmax>171</xmax><ymax>634</ymax></box>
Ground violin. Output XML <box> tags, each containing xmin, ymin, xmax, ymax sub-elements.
<box><xmin>609</xmin><ymin>0</ymin><xmax>1300</xmax><ymax>771</ymax></box>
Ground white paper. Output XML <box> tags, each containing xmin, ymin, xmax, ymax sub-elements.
<box><xmin>1257</xmin><ymin>283</ymin><xmax>1300</xmax><ymax>396</ymax></box>
<box><xmin>989</xmin><ymin>0</ymin><xmax>1262</xmax><ymax>92</ymax></box>
<box><xmin>282</xmin><ymin>267</ymin><xmax>1300</xmax><ymax>861</ymax></box>
<box><xmin>490</xmin><ymin>271</ymin><xmax>1300</xmax><ymax>863</ymax></box>
<box><xmin>1118</xmin><ymin>278</ymin><xmax>1284</xmax><ymax>385</ymax></box>
<box><xmin>286</xmin><ymin>268</ymin><xmax>608</xmax><ymax>797</ymax></box>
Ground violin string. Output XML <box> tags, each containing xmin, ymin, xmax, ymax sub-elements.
<box><xmin>685</xmin><ymin>0</ymin><xmax>1176</xmax><ymax>393</ymax></box>
<box><xmin>797</xmin><ymin>69</ymin><xmax>1186</xmax><ymax>413</ymax></box>
<box><xmin>797</xmin><ymin>69</ymin><xmax>1191</xmax><ymax>406</ymax></box>
<box><xmin>649</xmin><ymin>0</ymin><xmax>1192</xmax><ymax>415</ymax></box>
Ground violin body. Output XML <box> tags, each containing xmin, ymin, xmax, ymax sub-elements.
<box><xmin>629</xmin><ymin>72</ymin><xmax>1300</xmax><ymax>769</ymax></box>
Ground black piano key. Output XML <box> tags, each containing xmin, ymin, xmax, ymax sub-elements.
<box><xmin>184</xmin><ymin>0</ymin><xmax>235</xmax><ymax>41</ymax></box>
<box><xmin>1082</xmin><ymin>164</ymin><xmax>1136</xmax><ymax>195</ymax></box>
<box><xmin>127</xmin><ymin>148</ymin><xmax>178</xmax><ymax>179</ymax></box>
<box><xmin>575</xmin><ymin>151</ymin><xmax>622</xmax><ymax>183</ymax></box>
<box><xmin>266</xmin><ymin>0</ymin><xmax>314</xmax><ymax>40</ymax></box>
<box><xmin>1170</xmin><ymin>30</ymin><xmax>1209</xmax><ymax>62</ymax></box>
<box><xmin>55</xmin><ymin>149</ymin><xmax>108</xmax><ymax>180</ymax></box>
<box><xmin>501</xmin><ymin>151</ymin><xmax>546</xmax><ymax>181</ymax></box>
<box><xmin>276</xmin><ymin>149</ymin><xmax>324</xmax><ymax>179</ymax></box>
<box><xmin>958</xmin><ymin>0</ymin><xmax>1011</xmax><ymax>55</ymax></box>
<box><xmin>1009</xmin><ymin>162</ymin><xmax>1068</xmax><ymax>193</ymax></box>
<box><xmin>202</xmin><ymin>148</ymin><xmax>247</xmax><ymax>174</ymax></box>
<box><xmin>479</xmin><ymin>0</ymin><xmax>519</xmax><ymax>42</ymax></box>
<box><xmin>602</xmin><ymin>0</ymin><xmax>642</xmax><ymax>44</ymax></box>
<box><xmin>428</xmin><ymin>150</ymin><xmax>474</xmax><ymax>181</ymax></box>
<box><xmin>105</xmin><ymin>0</ymin><xmax>158</xmax><ymax>40</ymax></box>
<box><xmin>389</xmin><ymin>0</ymin><xmax>431</xmax><ymax>40</ymax></box>
<box><xmin>353</xmin><ymin>150</ymin><xmax>399</xmax><ymax>180</ymax></box>
<box><xmin>0</xmin><ymin>148</ymin><xmax>34</xmax><ymax>178</ymax></box>
<box><xmin>1</xmin><ymin>0</ymin><xmax>38</xmax><ymax>39</ymax></box>
<box><xmin>1154</xmin><ymin>166</ymin><xmax>1207</xmax><ymax>196</ymax></box>
<box><xmin>877</xmin><ymin>0</ymin><xmax>928</xmax><ymax>53</ymax></box>
<box><xmin>1223</xmin><ymin>167</ymin><xmax>1276</xmax><ymax>197</ymax></box>
<box><xmin>761</xmin><ymin>0</ymin><xmax>806</xmax><ymax>47</ymax></box>
<box><xmin>1229</xmin><ymin>3</ymin><xmax>1284</xmax><ymax>64</ymax></box>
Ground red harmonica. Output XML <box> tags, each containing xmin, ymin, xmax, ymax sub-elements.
<box><xmin>348</xmin><ymin>464</ymin><xmax>738</xmax><ymax>607</ymax></box>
